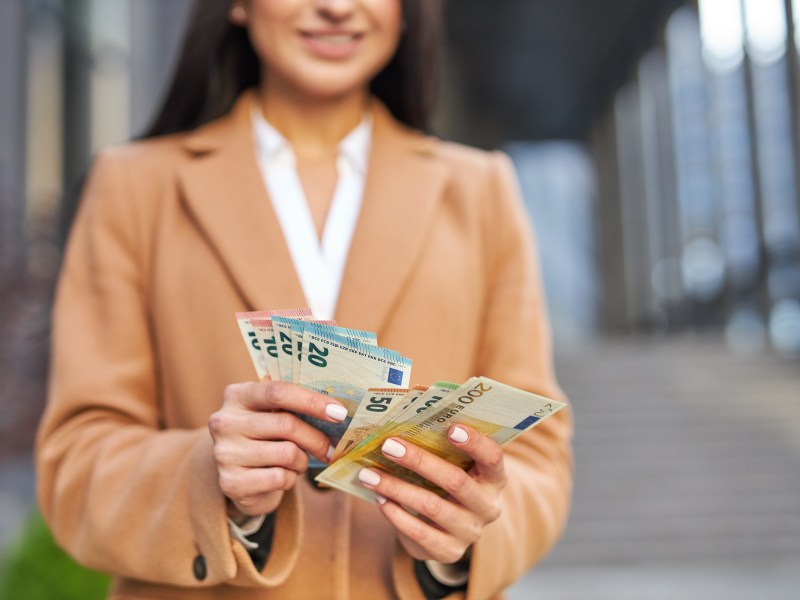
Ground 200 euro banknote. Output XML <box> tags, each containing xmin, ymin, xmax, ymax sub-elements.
<box><xmin>316</xmin><ymin>377</ymin><xmax>565</xmax><ymax>502</ymax></box>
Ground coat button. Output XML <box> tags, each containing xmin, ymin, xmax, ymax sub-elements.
<box><xmin>193</xmin><ymin>554</ymin><xmax>207</xmax><ymax>581</ymax></box>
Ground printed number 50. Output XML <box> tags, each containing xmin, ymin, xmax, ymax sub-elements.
<box><xmin>366</xmin><ymin>396</ymin><xmax>391</xmax><ymax>413</ymax></box>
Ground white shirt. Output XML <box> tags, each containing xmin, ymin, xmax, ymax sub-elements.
<box><xmin>224</xmin><ymin>108</ymin><xmax>371</xmax><ymax>549</ymax></box>
<box><xmin>251</xmin><ymin>106</ymin><xmax>372</xmax><ymax>321</ymax></box>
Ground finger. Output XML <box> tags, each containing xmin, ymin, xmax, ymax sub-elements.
<box><xmin>358</xmin><ymin>468</ymin><xmax>481</xmax><ymax>544</ymax></box>
<box><xmin>248</xmin><ymin>412</ymin><xmax>335</xmax><ymax>463</ymax></box>
<box><xmin>376</xmin><ymin>498</ymin><xmax>468</xmax><ymax>565</ymax></box>
<box><xmin>210</xmin><ymin>408</ymin><xmax>334</xmax><ymax>464</ymax></box>
<box><xmin>225</xmin><ymin>381</ymin><xmax>348</xmax><ymax>422</ymax></box>
<box><xmin>379</xmin><ymin>438</ymin><xmax>486</xmax><ymax>511</ymax></box>
<box><xmin>218</xmin><ymin>467</ymin><xmax>297</xmax><ymax>514</ymax></box>
<box><xmin>447</xmin><ymin>425</ymin><xmax>506</xmax><ymax>487</ymax></box>
<box><xmin>214</xmin><ymin>439</ymin><xmax>309</xmax><ymax>472</ymax></box>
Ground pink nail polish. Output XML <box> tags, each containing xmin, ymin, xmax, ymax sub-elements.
<box><xmin>325</xmin><ymin>404</ymin><xmax>348</xmax><ymax>422</ymax></box>
<box><xmin>381</xmin><ymin>438</ymin><xmax>406</xmax><ymax>458</ymax></box>
<box><xmin>358</xmin><ymin>468</ymin><xmax>381</xmax><ymax>487</ymax></box>
<box><xmin>449</xmin><ymin>426</ymin><xmax>469</xmax><ymax>444</ymax></box>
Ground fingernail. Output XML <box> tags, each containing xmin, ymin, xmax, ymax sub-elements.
<box><xmin>449</xmin><ymin>426</ymin><xmax>469</xmax><ymax>444</ymax></box>
<box><xmin>325</xmin><ymin>404</ymin><xmax>348</xmax><ymax>422</ymax></box>
<box><xmin>374</xmin><ymin>494</ymin><xmax>387</xmax><ymax>505</ymax></box>
<box><xmin>358</xmin><ymin>468</ymin><xmax>381</xmax><ymax>486</ymax></box>
<box><xmin>326</xmin><ymin>445</ymin><xmax>335</xmax><ymax>461</ymax></box>
<box><xmin>381</xmin><ymin>438</ymin><xmax>406</xmax><ymax>458</ymax></box>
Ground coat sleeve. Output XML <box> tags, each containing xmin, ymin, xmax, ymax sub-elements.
<box><xmin>392</xmin><ymin>150</ymin><xmax>574</xmax><ymax>600</ymax></box>
<box><xmin>466</xmin><ymin>151</ymin><xmax>574</xmax><ymax>598</ymax></box>
<box><xmin>35</xmin><ymin>149</ymin><xmax>302</xmax><ymax>588</ymax></box>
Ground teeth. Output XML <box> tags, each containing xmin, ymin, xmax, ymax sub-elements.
<box><xmin>314</xmin><ymin>34</ymin><xmax>355</xmax><ymax>44</ymax></box>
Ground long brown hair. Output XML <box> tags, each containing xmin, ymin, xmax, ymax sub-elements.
<box><xmin>143</xmin><ymin>0</ymin><xmax>443</xmax><ymax>138</ymax></box>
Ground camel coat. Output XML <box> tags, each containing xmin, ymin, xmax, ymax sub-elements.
<box><xmin>36</xmin><ymin>91</ymin><xmax>573</xmax><ymax>600</ymax></box>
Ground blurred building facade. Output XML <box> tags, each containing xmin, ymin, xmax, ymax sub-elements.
<box><xmin>0</xmin><ymin>0</ymin><xmax>192</xmax><ymax>459</ymax></box>
<box><xmin>592</xmin><ymin>0</ymin><xmax>800</xmax><ymax>354</ymax></box>
<box><xmin>1</xmin><ymin>0</ymin><xmax>800</xmax><ymax>355</ymax></box>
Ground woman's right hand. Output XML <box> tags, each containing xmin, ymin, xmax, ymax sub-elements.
<box><xmin>209</xmin><ymin>380</ymin><xmax>348</xmax><ymax>518</ymax></box>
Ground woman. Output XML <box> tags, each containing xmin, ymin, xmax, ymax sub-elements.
<box><xmin>36</xmin><ymin>1</ymin><xmax>573</xmax><ymax>598</ymax></box>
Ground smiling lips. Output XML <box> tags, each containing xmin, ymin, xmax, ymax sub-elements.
<box><xmin>300</xmin><ymin>30</ymin><xmax>365</xmax><ymax>59</ymax></box>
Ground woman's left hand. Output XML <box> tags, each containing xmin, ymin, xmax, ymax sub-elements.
<box><xmin>357</xmin><ymin>424</ymin><xmax>507</xmax><ymax>564</ymax></box>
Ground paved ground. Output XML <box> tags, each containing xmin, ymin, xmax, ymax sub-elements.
<box><xmin>508</xmin><ymin>338</ymin><xmax>800</xmax><ymax>599</ymax></box>
<box><xmin>2</xmin><ymin>337</ymin><xmax>799</xmax><ymax>598</ymax></box>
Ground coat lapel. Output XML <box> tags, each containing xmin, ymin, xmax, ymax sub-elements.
<box><xmin>178</xmin><ymin>91</ymin><xmax>451</xmax><ymax>330</ymax></box>
<box><xmin>334</xmin><ymin>102</ymin><xmax>451</xmax><ymax>334</ymax></box>
<box><xmin>178</xmin><ymin>92</ymin><xmax>306</xmax><ymax>311</ymax></box>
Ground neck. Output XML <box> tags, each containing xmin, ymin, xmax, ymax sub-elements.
<box><xmin>258</xmin><ymin>77</ymin><xmax>368</xmax><ymax>160</ymax></box>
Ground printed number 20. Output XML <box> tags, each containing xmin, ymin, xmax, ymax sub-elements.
<box><xmin>307</xmin><ymin>342</ymin><xmax>329</xmax><ymax>368</ymax></box>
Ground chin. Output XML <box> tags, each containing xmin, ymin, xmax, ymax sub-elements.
<box><xmin>279</xmin><ymin>57</ymin><xmax>388</xmax><ymax>101</ymax></box>
<box><xmin>284</xmin><ymin>78</ymin><xmax>370</xmax><ymax>103</ymax></box>
<box><xmin>297</xmin><ymin>80</ymin><xmax>368</xmax><ymax>101</ymax></box>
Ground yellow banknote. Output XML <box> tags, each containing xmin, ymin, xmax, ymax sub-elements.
<box><xmin>316</xmin><ymin>377</ymin><xmax>565</xmax><ymax>502</ymax></box>
<box><xmin>368</xmin><ymin>385</ymin><xmax>431</xmax><ymax>434</ymax></box>
<box><xmin>344</xmin><ymin>382</ymin><xmax>458</xmax><ymax>457</ymax></box>
<box><xmin>385</xmin><ymin>381</ymin><xmax>460</xmax><ymax>425</ymax></box>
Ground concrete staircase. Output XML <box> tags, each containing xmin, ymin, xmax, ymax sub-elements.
<box><xmin>509</xmin><ymin>338</ymin><xmax>800</xmax><ymax>599</ymax></box>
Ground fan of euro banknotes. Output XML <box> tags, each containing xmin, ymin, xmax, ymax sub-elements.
<box><xmin>236</xmin><ymin>308</ymin><xmax>566</xmax><ymax>503</ymax></box>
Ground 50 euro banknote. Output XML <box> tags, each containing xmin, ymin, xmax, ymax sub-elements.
<box><xmin>331</xmin><ymin>387</ymin><xmax>413</xmax><ymax>462</ymax></box>
<box><xmin>332</xmin><ymin>381</ymin><xmax>459</xmax><ymax>461</ymax></box>
<box><xmin>331</xmin><ymin>381</ymin><xmax>460</xmax><ymax>461</ymax></box>
<box><xmin>341</xmin><ymin>382</ymin><xmax>459</xmax><ymax>458</ymax></box>
<box><xmin>315</xmin><ymin>377</ymin><xmax>566</xmax><ymax>502</ymax></box>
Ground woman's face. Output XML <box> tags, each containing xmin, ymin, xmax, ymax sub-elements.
<box><xmin>234</xmin><ymin>0</ymin><xmax>403</xmax><ymax>101</ymax></box>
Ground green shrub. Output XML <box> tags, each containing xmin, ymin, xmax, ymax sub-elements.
<box><xmin>0</xmin><ymin>510</ymin><xmax>110</xmax><ymax>600</ymax></box>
